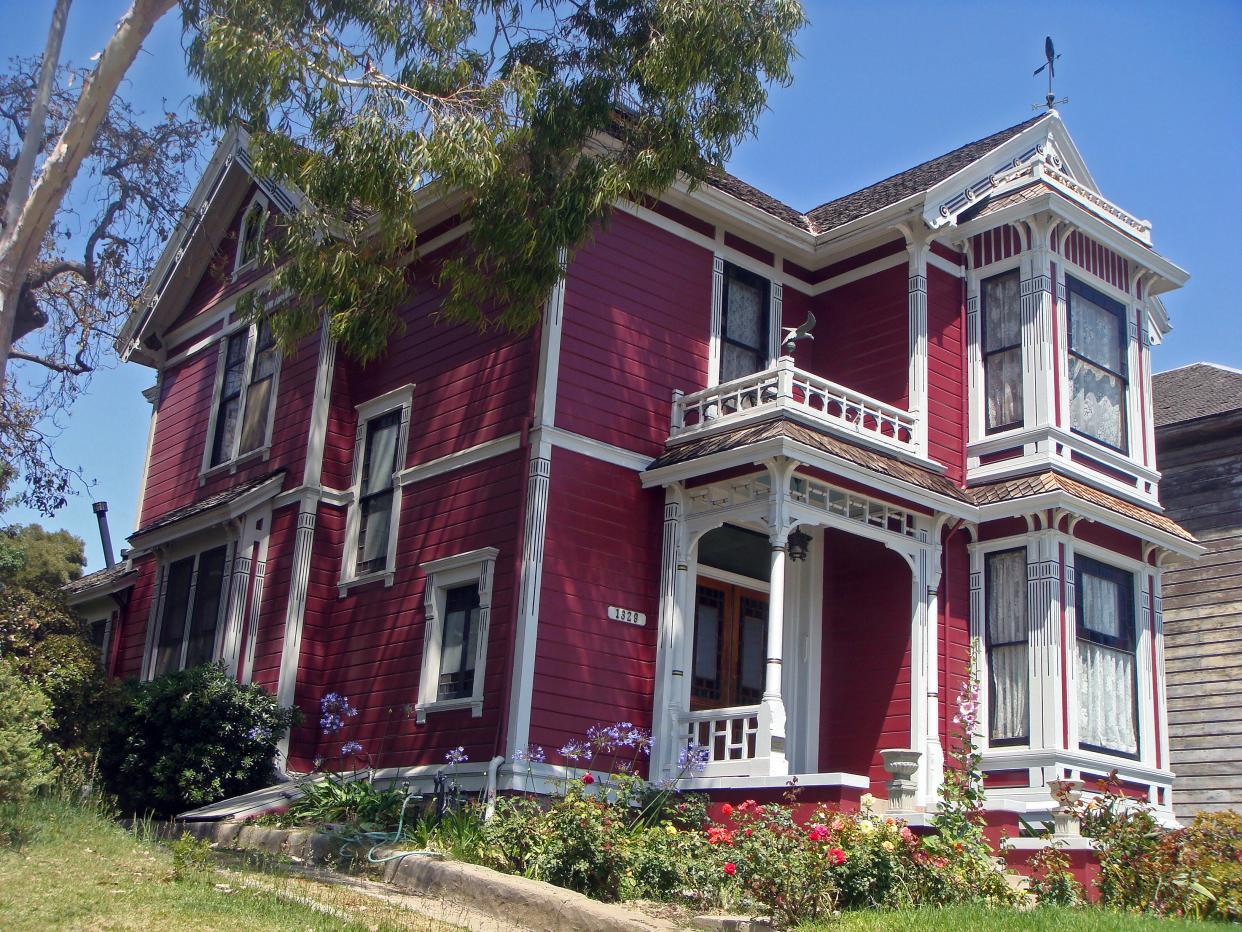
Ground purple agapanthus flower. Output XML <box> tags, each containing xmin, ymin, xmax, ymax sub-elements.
<box><xmin>246</xmin><ymin>725</ymin><xmax>270</xmax><ymax>742</ymax></box>
<box><xmin>558</xmin><ymin>739</ymin><xmax>594</xmax><ymax>763</ymax></box>
<box><xmin>341</xmin><ymin>740</ymin><xmax>364</xmax><ymax>758</ymax></box>
<box><xmin>445</xmin><ymin>746</ymin><xmax>468</xmax><ymax>764</ymax></box>
<box><xmin>677</xmin><ymin>742</ymin><xmax>710</xmax><ymax>775</ymax></box>
<box><xmin>319</xmin><ymin>692</ymin><xmax>359</xmax><ymax>735</ymax></box>
<box><xmin>512</xmin><ymin>744</ymin><xmax>547</xmax><ymax>764</ymax></box>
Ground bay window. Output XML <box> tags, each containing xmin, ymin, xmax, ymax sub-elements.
<box><xmin>1076</xmin><ymin>556</ymin><xmax>1138</xmax><ymax>757</ymax></box>
<box><xmin>720</xmin><ymin>263</ymin><xmax>771</xmax><ymax>383</ymax></box>
<box><xmin>208</xmin><ymin>320</ymin><xmax>278</xmax><ymax>469</ymax></box>
<box><xmin>1067</xmin><ymin>277</ymin><xmax>1128</xmax><ymax>452</ymax></box>
<box><xmin>985</xmin><ymin>548</ymin><xmax>1029</xmax><ymax>745</ymax></box>
<box><xmin>151</xmin><ymin>545</ymin><xmax>229</xmax><ymax>677</ymax></box>
<box><xmin>981</xmin><ymin>270</ymin><xmax>1023</xmax><ymax>433</ymax></box>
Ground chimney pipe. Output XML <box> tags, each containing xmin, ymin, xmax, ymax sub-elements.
<box><xmin>93</xmin><ymin>501</ymin><xmax>116</xmax><ymax>568</ymax></box>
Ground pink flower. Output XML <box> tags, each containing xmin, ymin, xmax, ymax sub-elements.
<box><xmin>827</xmin><ymin>847</ymin><xmax>847</xmax><ymax>865</ymax></box>
<box><xmin>806</xmin><ymin>824</ymin><xmax>830</xmax><ymax>842</ymax></box>
<box><xmin>900</xmin><ymin>826</ymin><xmax>916</xmax><ymax>843</ymax></box>
<box><xmin>581</xmin><ymin>773</ymin><xmax>595</xmax><ymax>785</ymax></box>
<box><xmin>723</xmin><ymin>862</ymin><xmax>737</xmax><ymax>876</ymax></box>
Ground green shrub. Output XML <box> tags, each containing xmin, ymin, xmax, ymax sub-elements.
<box><xmin>1026</xmin><ymin>843</ymin><xmax>1085</xmax><ymax>907</ymax></box>
<box><xmin>98</xmin><ymin>664</ymin><xmax>297</xmax><ymax>817</ymax></box>
<box><xmin>284</xmin><ymin>775</ymin><xmax>410</xmax><ymax>829</ymax></box>
<box><xmin>0</xmin><ymin>658</ymin><xmax>52</xmax><ymax>806</ymax></box>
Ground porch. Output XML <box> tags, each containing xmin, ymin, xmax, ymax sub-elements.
<box><xmin>643</xmin><ymin>458</ymin><xmax>957</xmax><ymax>810</ymax></box>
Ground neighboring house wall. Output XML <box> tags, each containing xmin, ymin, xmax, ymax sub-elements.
<box><xmin>1154</xmin><ymin>370</ymin><xmax>1242</xmax><ymax>817</ymax></box>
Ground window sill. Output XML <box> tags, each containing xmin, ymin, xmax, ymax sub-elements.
<box><xmin>414</xmin><ymin>697</ymin><xmax>483</xmax><ymax>723</ymax></box>
<box><xmin>337</xmin><ymin>569</ymin><xmax>395</xmax><ymax>597</ymax></box>
<box><xmin>199</xmin><ymin>447</ymin><xmax>270</xmax><ymax>485</ymax></box>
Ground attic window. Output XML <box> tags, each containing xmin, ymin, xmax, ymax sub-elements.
<box><xmin>235</xmin><ymin>197</ymin><xmax>267</xmax><ymax>273</ymax></box>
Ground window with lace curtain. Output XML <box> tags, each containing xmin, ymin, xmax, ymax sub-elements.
<box><xmin>207</xmin><ymin>320</ymin><xmax>279</xmax><ymax>469</ymax></box>
<box><xmin>1076</xmin><ymin>556</ymin><xmax>1139</xmax><ymax>757</ymax></box>
<box><xmin>985</xmin><ymin>548</ymin><xmax>1029</xmax><ymax>745</ymax></box>
<box><xmin>719</xmin><ymin>263</ymin><xmax>771</xmax><ymax>383</ymax></box>
<box><xmin>982</xmin><ymin>270</ymin><xmax>1023</xmax><ymax>434</ymax></box>
<box><xmin>1068</xmin><ymin>277</ymin><xmax>1128</xmax><ymax>452</ymax></box>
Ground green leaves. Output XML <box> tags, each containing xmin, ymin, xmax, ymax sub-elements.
<box><xmin>181</xmin><ymin>0</ymin><xmax>805</xmax><ymax>359</ymax></box>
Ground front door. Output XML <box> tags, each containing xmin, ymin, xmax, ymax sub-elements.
<box><xmin>691</xmin><ymin>580</ymin><xmax>768</xmax><ymax>710</ymax></box>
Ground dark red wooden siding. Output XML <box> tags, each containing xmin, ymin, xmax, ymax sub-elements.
<box><xmin>927</xmin><ymin>265</ymin><xmax>966</xmax><ymax>481</ymax></box>
<box><xmin>813</xmin><ymin>265</ymin><xmax>910</xmax><ymax>409</ymax></box>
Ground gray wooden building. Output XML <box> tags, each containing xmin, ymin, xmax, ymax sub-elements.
<box><xmin>1153</xmin><ymin>363</ymin><xmax>1242</xmax><ymax>818</ymax></box>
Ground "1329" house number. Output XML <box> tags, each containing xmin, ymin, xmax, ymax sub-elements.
<box><xmin>607</xmin><ymin>606</ymin><xmax>646</xmax><ymax>626</ymax></box>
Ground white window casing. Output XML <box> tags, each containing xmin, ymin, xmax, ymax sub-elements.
<box><xmin>339</xmin><ymin>384</ymin><xmax>414</xmax><ymax>594</ymax></box>
<box><xmin>233</xmin><ymin>193</ymin><xmax>269</xmax><ymax>277</ymax></box>
<box><xmin>200</xmin><ymin>318</ymin><xmax>281</xmax><ymax>479</ymax></box>
<box><xmin>415</xmin><ymin>547</ymin><xmax>499</xmax><ymax>722</ymax></box>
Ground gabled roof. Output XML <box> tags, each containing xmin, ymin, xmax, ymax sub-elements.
<box><xmin>129</xmin><ymin>471</ymin><xmax>286</xmax><ymax>549</ymax></box>
<box><xmin>702</xmin><ymin>113</ymin><xmax>1051</xmax><ymax>236</ymax></box>
<box><xmin>62</xmin><ymin>562</ymin><xmax>137</xmax><ymax>604</ymax></box>
<box><xmin>1152</xmin><ymin>363</ymin><xmax>1242</xmax><ymax>428</ymax></box>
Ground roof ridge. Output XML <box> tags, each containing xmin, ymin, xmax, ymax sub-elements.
<box><xmin>1154</xmin><ymin>361</ymin><xmax>1242</xmax><ymax>377</ymax></box>
<box><xmin>803</xmin><ymin>113</ymin><xmax>1051</xmax><ymax>217</ymax></box>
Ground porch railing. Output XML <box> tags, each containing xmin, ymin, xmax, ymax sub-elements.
<box><xmin>669</xmin><ymin>356</ymin><xmax>919</xmax><ymax>456</ymax></box>
<box><xmin>679</xmin><ymin>704</ymin><xmax>777</xmax><ymax>778</ymax></box>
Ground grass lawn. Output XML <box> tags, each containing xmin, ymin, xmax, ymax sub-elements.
<box><xmin>0</xmin><ymin>794</ymin><xmax>458</xmax><ymax>931</ymax></box>
<box><xmin>800</xmin><ymin>903</ymin><xmax>1212</xmax><ymax>931</ymax></box>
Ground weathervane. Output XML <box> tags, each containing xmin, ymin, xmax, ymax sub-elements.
<box><xmin>782</xmin><ymin>310</ymin><xmax>815</xmax><ymax>357</ymax></box>
<box><xmin>1032</xmin><ymin>36</ymin><xmax>1069</xmax><ymax>111</ymax></box>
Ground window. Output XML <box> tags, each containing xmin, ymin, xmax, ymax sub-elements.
<box><xmin>985</xmin><ymin>548</ymin><xmax>1028</xmax><ymax>746</ymax></box>
<box><xmin>720</xmin><ymin>263</ymin><xmax>771</xmax><ymax>383</ymax></box>
<box><xmin>437</xmin><ymin>583</ymin><xmax>480</xmax><ymax>700</ymax></box>
<box><xmin>341</xmin><ymin>386</ymin><xmax>413</xmax><ymax>588</ymax></box>
<box><xmin>1075</xmin><ymin>556</ymin><xmax>1138</xmax><ymax>757</ymax></box>
<box><xmin>981</xmin><ymin>270</ymin><xmax>1023</xmax><ymax>433</ymax></box>
<box><xmin>151</xmin><ymin>545</ymin><xmax>229</xmax><ymax>677</ymax></box>
<box><xmin>1067</xmin><ymin>277</ymin><xmax>1128</xmax><ymax>451</ymax></box>
<box><xmin>208</xmin><ymin>320</ymin><xmax>279</xmax><ymax>469</ymax></box>
<box><xmin>691</xmin><ymin>581</ymin><xmax>768</xmax><ymax>708</ymax></box>
<box><xmin>416</xmin><ymin>548</ymin><xmax>498</xmax><ymax>720</ymax></box>
<box><xmin>235</xmin><ymin>198</ymin><xmax>267</xmax><ymax>273</ymax></box>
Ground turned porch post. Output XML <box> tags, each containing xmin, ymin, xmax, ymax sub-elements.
<box><xmin>761</xmin><ymin>457</ymin><xmax>797</xmax><ymax>777</ymax></box>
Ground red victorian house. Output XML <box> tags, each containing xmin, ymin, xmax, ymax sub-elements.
<box><xmin>69</xmin><ymin>109</ymin><xmax>1202</xmax><ymax>829</ymax></box>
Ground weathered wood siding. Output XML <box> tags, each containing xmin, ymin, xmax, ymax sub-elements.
<box><xmin>1157</xmin><ymin>410</ymin><xmax>1242</xmax><ymax>817</ymax></box>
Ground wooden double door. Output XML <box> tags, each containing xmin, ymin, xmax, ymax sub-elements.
<box><xmin>691</xmin><ymin>578</ymin><xmax>769</xmax><ymax>710</ymax></box>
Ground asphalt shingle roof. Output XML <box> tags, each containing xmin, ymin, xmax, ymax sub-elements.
<box><xmin>703</xmin><ymin>113</ymin><xmax>1051</xmax><ymax>236</ymax></box>
<box><xmin>1152</xmin><ymin>363</ymin><xmax>1242</xmax><ymax>428</ymax></box>
<box><xmin>131</xmin><ymin>471</ymin><xmax>285</xmax><ymax>540</ymax></box>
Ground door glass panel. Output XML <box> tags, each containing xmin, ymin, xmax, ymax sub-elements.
<box><xmin>692</xmin><ymin>585</ymin><xmax>723</xmax><ymax>701</ymax></box>
<box><xmin>184</xmin><ymin>546</ymin><xmax>227</xmax><ymax>668</ymax></box>
<box><xmin>736</xmin><ymin>596</ymin><xmax>767</xmax><ymax>705</ymax></box>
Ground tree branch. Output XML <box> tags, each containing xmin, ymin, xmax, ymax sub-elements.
<box><xmin>8</xmin><ymin>346</ymin><xmax>92</xmax><ymax>374</ymax></box>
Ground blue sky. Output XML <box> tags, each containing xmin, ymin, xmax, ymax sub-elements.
<box><xmin>2</xmin><ymin>0</ymin><xmax>1239</xmax><ymax>570</ymax></box>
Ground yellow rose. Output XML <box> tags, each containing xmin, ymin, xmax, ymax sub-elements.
<box><xmin>666</xmin><ymin>824</ymin><xmax>678</xmax><ymax>835</ymax></box>
<box><xmin>881</xmin><ymin>840</ymin><xmax>894</xmax><ymax>851</ymax></box>
<box><xmin>857</xmin><ymin>820</ymin><xmax>875</xmax><ymax>835</ymax></box>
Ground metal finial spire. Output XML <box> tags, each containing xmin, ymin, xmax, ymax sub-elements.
<box><xmin>1032</xmin><ymin>36</ymin><xmax>1068</xmax><ymax>111</ymax></box>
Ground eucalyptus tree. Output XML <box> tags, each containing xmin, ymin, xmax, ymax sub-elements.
<box><xmin>0</xmin><ymin>0</ymin><xmax>804</xmax><ymax>508</ymax></box>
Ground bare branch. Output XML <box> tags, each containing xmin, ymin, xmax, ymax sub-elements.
<box><xmin>8</xmin><ymin>347</ymin><xmax>91</xmax><ymax>374</ymax></box>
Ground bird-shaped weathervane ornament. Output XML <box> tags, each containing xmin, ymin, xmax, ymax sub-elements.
<box><xmin>782</xmin><ymin>310</ymin><xmax>816</xmax><ymax>357</ymax></box>
<box><xmin>1033</xmin><ymin>36</ymin><xmax>1069</xmax><ymax>111</ymax></box>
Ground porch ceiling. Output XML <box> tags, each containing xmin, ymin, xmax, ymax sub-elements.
<box><xmin>647</xmin><ymin>417</ymin><xmax>970</xmax><ymax>503</ymax></box>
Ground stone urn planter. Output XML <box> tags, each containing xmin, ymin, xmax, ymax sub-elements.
<box><xmin>880</xmin><ymin>748</ymin><xmax>922</xmax><ymax>811</ymax></box>
<box><xmin>1047</xmin><ymin>778</ymin><xmax>1085</xmax><ymax>837</ymax></box>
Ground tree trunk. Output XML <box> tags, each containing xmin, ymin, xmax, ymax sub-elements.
<box><xmin>0</xmin><ymin>0</ymin><xmax>177</xmax><ymax>386</ymax></box>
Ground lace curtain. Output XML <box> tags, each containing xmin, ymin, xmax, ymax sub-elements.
<box><xmin>983</xmin><ymin>272</ymin><xmax>1022</xmax><ymax>431</ymax></box>
<box><xmin>721</xmin><ymin>272</ymin><xmax>766</xmax><ymax>382</ymax></box>
<box><xmin>1069</xmin><ymin>287</ymin><xmax>1126</xmax><ymax>448</ymax></box>
<box><xmin>1077</xmin><ymin>569</ymin><xmax>1138</xmax><ymax>755</ymax></box>
<box><xmin>987</xmin><ymin>549</ymin><xmax>1029</xmax><ymax>743</ymax></box>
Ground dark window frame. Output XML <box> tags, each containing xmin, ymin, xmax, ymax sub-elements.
<box><xmin>152</xmin><ymin>544</ymin><xmax>229</xmax><ymax>678</ymax></box>
<box><xmin>354</xmin><ymin>408</ymin><xmax>403</xmax><ymax>576</ymax></box>
<box><xmin>1066</xmin><ymin>275</ymin><xmax>1129</xmax><ymax>454</ymax></box>
<box><xmin>209</xmin><ymin>320</ymin><xmax>279</xmax><ymax>468</ymax></box>
<box><xmin>720</xmin><ymin>262</ymin><xmax>771</xmax><ymax>382</ymax></box>
<box><xmin>981</xmin><ymin>268</ymin><xmax>1024</xmax><ymax>435</ymax></box>
<box><xmin>1074</xmin><ymin>554</ymin><xmax>1139</xmax><ymax>760</ymax></box>
<box><xmin>437</xmin><ymin>582</ymin><xmax>481</xmax><ymax>701</ymax></box>
<box><xmin>984</xmin><ymin>547</ymin><xmax>1030</xmax><ymax>747</ymax></box>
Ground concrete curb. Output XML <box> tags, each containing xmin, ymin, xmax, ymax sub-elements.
<box><xmin>178</xmin><ymin>820</ymin><xmax>681</xmax><ymax>931</ymax></box>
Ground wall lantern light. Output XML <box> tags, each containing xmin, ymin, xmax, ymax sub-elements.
<box><xmin>788</xmin><ymin>526</ymin><xmax>812</xmax><ymax>563</ymax></box>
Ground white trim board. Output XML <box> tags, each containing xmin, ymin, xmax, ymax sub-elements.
<box><xmin>397</xmin><ymin>433</ymin><xmax>522</xmax><ymax>486</ymax></box>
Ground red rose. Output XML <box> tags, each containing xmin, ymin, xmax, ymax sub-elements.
<box><xmin>581</xmin><ymin>773</ymin><xmax>595</xmax><ymax>785</ymax></box>
<box><xmin>720</xmin><ymin>803</ymin><xmax>735</xmax><ymax>818</ymax></box>
<box><xmin>828</xmin><ymin>847</ymin><xmax>846</xmax><ymax>865</ymax></box>
<box><xmin>723</xmin><ymin>862</ymin><xmax>737</xmax><ymax>876</ymax></box>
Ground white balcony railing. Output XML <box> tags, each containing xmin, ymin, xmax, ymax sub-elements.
<box><xmin>670</xmin><ymin>357</ymin><xmax>919</xmax><ymax>457</ymax></box>
<box><xmin>680</xmin><ymin>705</ymin><xmax>763</xmax><ymax>778</ymax></box>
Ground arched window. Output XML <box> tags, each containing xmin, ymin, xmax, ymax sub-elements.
<box><xmin>235</xmin><ymin>197</ymin><xmax>267</xmax><ymax>273</ymax></box>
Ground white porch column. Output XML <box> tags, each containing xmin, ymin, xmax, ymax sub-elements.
<box><xmin>908</xmin><ymin>529</ymin><xmax>944</xmax><ymax>807</ymax></box>
<box><xmin>1028</xmin><ymin>529</ymin><xmax>1066</xmax><ymax>785</ymax></box>
<box><xmin>902</xmin><ymin>227</ymin><xmax>930</xmax><ymax>458</ymax></box>
<box><xmin>652</xmin><ymin>484</ymin><xmax>686</xmax><ymax>780</ymax></box>
<box><xmin>1022</xmin><ymin>214</ymin><xmax>1057</xmax><ymax>435</ymax></box>
<box><xmin>761</xmin><ymin>530</ymin><xmax>790</xmax><ymax>776</ymax></box>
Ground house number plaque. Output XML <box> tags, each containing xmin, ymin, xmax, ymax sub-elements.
<box><xmin>608</xmin><ymin>606</ymin><xmax>646</xmax><ymax>626</ymax></box>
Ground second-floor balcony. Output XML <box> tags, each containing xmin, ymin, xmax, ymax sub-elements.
<box><xmin>669</xmin><ymin>357</ymin><xmax>921</xmax><ymax>459</ymax></box>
